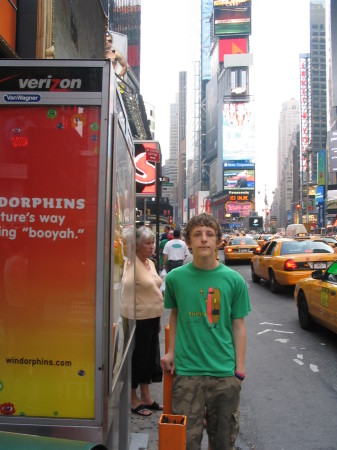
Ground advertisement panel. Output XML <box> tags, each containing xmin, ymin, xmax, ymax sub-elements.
<box><xmin>219</xmin><ymin>37</ymin><xmax>248</xmax><ymax>61</ymax></box>
<box><xmin>135</xmin><ymin>141</ymin><xmax>160</xmax><ymax>196</ymax></box>
<box><xmin>0</xmin><ymin>104</ymin><xmax>100</xmax><ymax>418</ymax></box>
<box><xmin>317</xmin><ymin>149</ymin><xmax>326</xmax><ymax>185</ymax></box>
<box><xmin>214</xmin><ymin>0</ymin><xmax>251</xmax><ymax>37</ymax></box>
<box><xmin>223</xmin><ymin>160</ymin><xmax>255</xmax><ymax>190</ymax></box>
<box><xmin>315</xmin><ymin>185</ymin><xmax>324</xmax><ymax>205</ymax></box>
<box><xmin>299</xmin><ymin>54</ymin><xmax>311</xmax><ymax>176</ymax></box>
<box><xmin>224</xmin><ymin>191</ymin><xmax>254</xmax><ymax>217</ymax></box>
<box><xmin>222</xmin><ymin>102</ymin><xmax>254</xmax><ymax>161</ymax></box>
<box><xmin>0</xmin><ymin>0</ymin><xmax>17</xmax><ymax>51</ymax></box>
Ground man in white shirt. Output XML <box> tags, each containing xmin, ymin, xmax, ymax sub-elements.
<box><xmin>162</xmin><ymin>229</ymin><xmax>190</xmax><ymax>272</ymax></box>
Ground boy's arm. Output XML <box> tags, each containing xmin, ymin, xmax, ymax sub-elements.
<box><xmin>232</xmin><ymin>317</ymin><xmax>247</xmax><ymax>378</ymax></box>
<box><xmin>160</xmin><ymin>308</ymin><xmax>177</xmax><ymax>375</ymax></box>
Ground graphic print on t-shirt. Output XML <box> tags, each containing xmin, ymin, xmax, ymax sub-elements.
<box><xmin>206</xmin><ymin>287</ymin><xmax>220</xmax><ymax>327</ymax></box>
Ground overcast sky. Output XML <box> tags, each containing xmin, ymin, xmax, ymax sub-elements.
<box><xmin>140</xmin><ymin>0</ymin><xmax>311</xmax><ymax>213</ymax></box>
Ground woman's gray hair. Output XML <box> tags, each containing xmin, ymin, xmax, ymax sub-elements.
<box><xmin>136</xmin><ymin>226</ymin><xmax>155</xmax><ymax>245</ymax></box>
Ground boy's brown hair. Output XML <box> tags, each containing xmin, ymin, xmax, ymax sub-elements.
<box><xmin>184</xmin><ymin>213</ymin><xmax>222</xmax><ymax>245</ymax></box>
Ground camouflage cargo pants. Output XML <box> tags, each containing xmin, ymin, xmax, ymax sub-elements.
<box><xmin>172</xmin><ymin>375</ymin><xmax>241</xmax><ymax>450</ymax></box>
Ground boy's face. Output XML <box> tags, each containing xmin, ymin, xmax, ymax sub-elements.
<box><xmin>187</xmin><ymin>225</ymin><xmax>218</xmax><ymax>258</ymax></box>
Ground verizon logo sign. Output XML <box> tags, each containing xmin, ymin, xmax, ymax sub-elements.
<box><xmin>19</xmin><ymin>76</ymin><xmax>82</xmax><ymax>90</ymax></box>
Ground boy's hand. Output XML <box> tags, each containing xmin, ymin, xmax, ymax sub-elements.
<box><xmin>160</xmin><ymin>352</ymin><xmax>175</xmax><ymax>375</ymax></box>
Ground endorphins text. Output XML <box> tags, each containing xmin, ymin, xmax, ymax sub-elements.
<box><xmin>0</xmin><ymin>197</ymin><xmax>85</xmax><ymax>210</ymax></box>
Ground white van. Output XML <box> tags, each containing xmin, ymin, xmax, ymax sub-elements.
<box><xmin>285</xmin><ymin>223</ymin><xmax>308</xmax><ymax>237</ymax></box>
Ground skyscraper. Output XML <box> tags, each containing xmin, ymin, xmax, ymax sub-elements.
<box><xmin>177</xmin><ymin>71</ymin><xmax>187</xmax><ymax>224</ymax></box>
<box><xmin>310</xmin><ymin>0</ymin><xmax>327</xmax><ymax>181</ymax></box>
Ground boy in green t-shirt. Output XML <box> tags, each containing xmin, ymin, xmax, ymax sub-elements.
<box><xmin>160</xmin><ymin>213</ymin><xmax>251</xmax><ymax>450</ymax></box>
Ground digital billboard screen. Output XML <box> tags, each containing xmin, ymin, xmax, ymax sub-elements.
<box><xmin>223</xmin><ymin>160</ymin><xmax>255</xmax><ymax>190</ymax></box>
<box><xmin>135</xmin><ymin>141</ymin><xmax>159</xmax><ymax>197</ymax></box>
<box><xmin>214</xmin><ymin>1</ymin><xmax>251</xmax><ymax>37</ymax></box>
<box><xmin>222</xmin><ymin>102</ymin><xmax>255</xmax><ymax>162</ymax></box>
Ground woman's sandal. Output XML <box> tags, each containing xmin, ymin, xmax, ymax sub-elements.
<box><xmin>145</xmin><ymin>401</ymin><xmax>163</xmax><ymax>411</ymax></box>
<box><xmin>131</xmin><ymin>404</ymin><xmax>152</xmax><ymax>416</ymax></box>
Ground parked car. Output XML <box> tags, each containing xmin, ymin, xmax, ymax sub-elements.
<box><xmin>251</xmin><ymin>237</ymin><xmax>336</xmax><ymax>293</ymax></box>
<box><xmin>224</xmin><ymin>236</ymin><xmax>260</xmax><ymax>264</ymax></box>
<box><xmin>294</xmin><ymin>261</ymin><xmax>337</xmax><ymax>334</ymax></box>
<box><xmin>311</xmin><ymin>236</ymin><xmax>337</xmax><ymax>252</ymax></box>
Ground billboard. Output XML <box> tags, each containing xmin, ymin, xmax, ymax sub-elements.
<box><xmin>219</xmin><ymin>37</ymin><xmax>248</xmax><ymax>61</ymax></box>
<box><xmin>0</xmin><ymin>0</ymin><xmax>17</xmax><ymax>52</ymax></box>
<box><xmin>249</xmin><ymin>216</ymin><xmax>263</xmax><ymax>229</ymax></box>
<box><xmin>317</xmin><ymin>149</ymin><xmax>326</xmax><ymax>185</ymax></box>
<box><xmin>222</xmin><ymin>102</ymin><xmax>255</xmax><ymax>161</ymax></box>
<box><xmin>0</xmin><ymin>104</ymin><xmax>100</xmax><ymax>419</ymax></box>
<box><xmin>223</xmin><ymin>160</ymin><xmax>255</xmax><ymax>190</ymax></box>
<box><xmin>299</xmin><ymin>54</ymin><xmax>311</xmax><ymax>176</ymax></box>
<box><xmin>135</xmin><ymin>141</ymin><xmax>160</xmax><ymax>197</ymax></box>
<box><xmin>214</xmin><ymin>0</ymin><xmax>251</xmax><ymax>37</ymax></box>
<box><xmin>224</xmin><ymin>191</ymin><xmax>254</xmax><ymax>217</ymax></box>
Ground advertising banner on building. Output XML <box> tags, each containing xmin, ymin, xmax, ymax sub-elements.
<box><xmin>222</xmin><ymin>102</ymin><xmax>255</xmax><ymax>162</ymax></box>
<box><xmin>0</xmin><ymin>104</ymin><xmax>100</xmax><ymax>419</ymax></box>
<box><xmin>224</xmin><ymin>191</ymin><xmax>254</xmax><ymax>217</ymax></box>
<box><xmin>135</xmin><ymin>141</ymin><xmax>160</xmax><ymax>197</ymax></box>
<box><xmin>299</xmin><ymin>54</ymin><xmax>311</xmax><ymax>175</ymax></box>
<box><xmin>213</xmin><ymin>0</ymin><xmax>251</xmax><ymax>37</ymax></box>
<box><xmin>223</xmin><ymin>160</ymin><xmax>255</xmax><ymax>190</ymax></box>
<box><xmin>317</xmin><ymin>149</ymin><xmax>326</xmax><ymax>185</ymax></box>
<box><xmin>219</xmin><ymin>37</ymin><xmax>247</xmax><ymax>61</ymax></box>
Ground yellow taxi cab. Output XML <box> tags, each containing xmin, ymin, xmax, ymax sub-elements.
<box><xmin>294</xmin><ymin>260</ymin><xmax>337</xmax><ymax>334</ymax></box>
<box><xmin>224</xmin><ymin>236</ymin><xmax>260</xmax><ymax>265</ymax></box>
<box><xmin>251</xmin><ymin>237</ymin><xmax>336</xmax><ymax>293</ymax></box>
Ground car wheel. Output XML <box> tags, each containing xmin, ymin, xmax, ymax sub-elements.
<box><xmin>225</xmin><ymin>259</ymin><xmax>230</xmax><ymax>266</ymax></box>
<box><xmin>298</xmin><ymin>292</ymin><xmax>315</xmax><ymax>330</ymax></box>
<box><xmin>251</xmin><ymin>263</ymin><xmax>260</xmax><ymax>283</ymax></box>
<box><xmin>269</xmin><ymin>270</ymin><xmax>279</xmax><ymax>294</ymax></box>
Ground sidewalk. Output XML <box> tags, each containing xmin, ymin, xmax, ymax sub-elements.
<box><xmin>129</xmin><ymin>308</ymin><xmax>209</xmax><ymax>450</ymax></box>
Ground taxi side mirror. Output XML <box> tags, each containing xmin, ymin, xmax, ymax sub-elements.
<box><xmin>312</xmin><ymin>269</ymin><xmax>324</xmax><ymax>280</ymax></box>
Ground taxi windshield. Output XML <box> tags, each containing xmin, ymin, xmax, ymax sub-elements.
<box><xmin>280</xmin><ymin>240</ymin><xmax>333</xmax><ymax>255</ymax></box>
<box><xmin>231</xmin><ymin>237</ymin><xmax>257</xmax><ymax>245</ymax></box>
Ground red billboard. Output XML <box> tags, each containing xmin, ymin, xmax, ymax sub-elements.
<box><xmin>135</xmin><ymin>141</ymin><xmax>160</xmax><ymax>196</ymax></box>
<box><xmin>219</xmin><ymin>37</ymin><xmax>248</xmax><ymax>61</ymax></box>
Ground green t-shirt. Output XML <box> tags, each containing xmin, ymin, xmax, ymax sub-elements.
<box><xmin>164</xmin><ymin>262</ymin><xmax>251</xmax><ymax>377</ymax></box>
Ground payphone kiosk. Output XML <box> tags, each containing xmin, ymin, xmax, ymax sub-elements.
<box><xmin>0</xmin><ymin>60</ymin><xmax>136</xmax><ymax>450</ymax></box>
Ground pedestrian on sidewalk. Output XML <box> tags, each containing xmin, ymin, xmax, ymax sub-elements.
<box><xmin>160</xmin><ymin>213</ymin><xmax>251</xmax><ymax>450</ymax></box>
<box><xmin>162</xmin><ymin>228</ymin><xmax>190</xmax><ymax>273</ymax></box>
<box><xmin>130</xmin><ymin>226</ymin><xmax>164</xmax><ymax>417</ymax></box>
